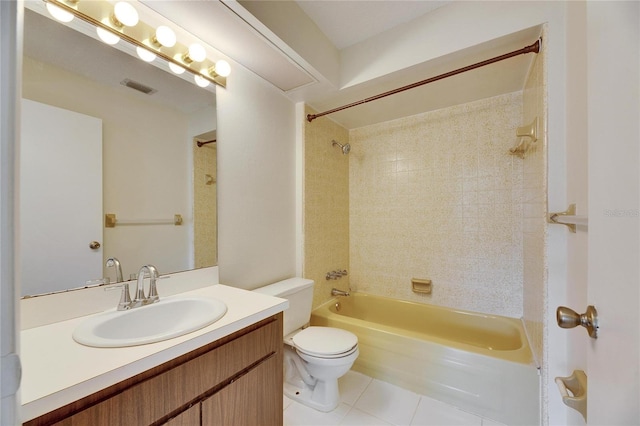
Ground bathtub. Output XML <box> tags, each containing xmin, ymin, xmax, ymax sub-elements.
<box><xmin>311</xmin><ymin>293</ymin><xmax>540</xmax><ymax>425</ymax></box>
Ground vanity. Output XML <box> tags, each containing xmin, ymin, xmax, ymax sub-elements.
<box><xmin>20</xmin><ymin>283</ymin><xmax>288</xmax><ymax>425</ymax></box>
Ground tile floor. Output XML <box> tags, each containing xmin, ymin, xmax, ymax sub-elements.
<box><xmin>283</xmin><ymin>371</ymin><xmax>507</xmax><ymax>426</ymax></box>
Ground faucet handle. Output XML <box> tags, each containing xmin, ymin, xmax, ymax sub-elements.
<box><xmin>147</xmin><ymin>266</ymin><xmax>162</xmax><ymax>304</ymax></box>
<box><xmin>105</xmin><ymin>283</ymin><xmax>132</xmax><ymax>310</ymax></box>
<box><xmin>147</xmin><ymin>281</ymin><xmax>159</xmax><ymax>303</ymax></box>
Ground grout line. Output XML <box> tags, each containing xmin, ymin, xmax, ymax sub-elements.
<box><xmin>347</xmin><ymin>374</ymin><xmax>374</xmax><ymax>409</ymax></box>
<box><xmin>407</xmin><ymin>395</ymin><xmax>422</xmax><ymax>426</ymax></box>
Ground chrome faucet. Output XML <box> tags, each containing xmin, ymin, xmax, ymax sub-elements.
<box><xmin>105</xmin><ymin>257</ymin><xmax>132</xmax><ymax>311</ymax></box>
<box><xmin>104</xmin><ymin>261</ymin><xmax>160</xmax><ymax>310</ymax></box>
<box><xmin>132</xmin><ymin>264</ymin><xmax>160</xmax><ymax>308</ymax></box>
<box><xmin>106</xmin><ymin>257</ymin><xmax>124</xmax><ymax>283</ymax></box>
<box><xmin>331</xmin><ymin>288</ymin><xmax>351</xmax><ymax>297</ymax></box>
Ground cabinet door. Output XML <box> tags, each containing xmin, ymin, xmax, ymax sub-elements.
<box><xmin>165</xmin><ymin>404</ymin><xmax>200</xmax><ymax>426</ymax></box>
<box><xmin>202</xmin><ymin>356</ymin><xmax>282</xmax><ymax>426</ymax></box>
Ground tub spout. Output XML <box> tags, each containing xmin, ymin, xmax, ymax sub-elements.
<box><xmin>331</xmin><ymin>288</ymin><xmax>350</xmax><ymax>297</ymax></box>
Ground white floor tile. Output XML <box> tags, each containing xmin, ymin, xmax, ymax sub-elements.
<box><xmin>339</xmin><ymin>371</ymin><xmax>373</xmax><ymax>406</ymax></box>
<box><xmin>340</xmin><ymin>408</ymin><xmax>394</xmax><ymax>426</ymax></box>
<box><xmin>410</xmin><ymin>396</ymin><xmax>482</xmax><ymax>426</ymax></box>
<box><xmin>284</xmin><ymin>400</ymin><xmax>350</xmax><ymax>426</ymax></box>
<box><xmin>284</xmin><ymin>372</ymin><xmax>509</xmax><ymax>426</ymax></box>
<box><xmin>354</xmin><ymin>379</ymin><xmax>421</xmax><ymax>425</ymax></box>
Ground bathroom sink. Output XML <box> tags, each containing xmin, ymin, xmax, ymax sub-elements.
<box><xmin>72</xmin><ymin>297</ymin><xmax>227</xmax><ymax>348</ymax></box>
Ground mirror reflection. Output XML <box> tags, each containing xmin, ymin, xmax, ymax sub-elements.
<box><xmin>21</xmin><ymin>6</ymin><xmax>218</xmax><ymax>297</ymax></box>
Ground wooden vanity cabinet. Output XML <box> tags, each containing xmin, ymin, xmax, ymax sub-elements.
<box><xmin>165</xmin><ymin>355</ymin><xmax>280</xmax><ymax>426</ymax></box>
<box><xmin>26</xmin><ymin>313</ymin><xmax>283</xmax><ymax>426</ymax></box>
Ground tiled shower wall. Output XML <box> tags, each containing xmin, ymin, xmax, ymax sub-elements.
<box><xmin>349</xmin><ymin>92</ymin><xmax>525</xmax><ymax>318</ymax></box>
<box><xmin>304</xmin><ymin>106</ymin><xmax>351</xmax><ymax>309</ymax></box>
<box><xmin>194</xmin><ymin>140</ymin><xmax>217</xmax><ymax>268</ymax></box>
<box><xmin>522</xmin><ymin>32</ymin><xmax>548</xmax><ymax>405</ymax></box>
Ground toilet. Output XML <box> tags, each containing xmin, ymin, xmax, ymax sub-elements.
<box><xmin>254</xmin><ymin>278</ymin><xmax>359</xmax><ymax>412</ymax></box>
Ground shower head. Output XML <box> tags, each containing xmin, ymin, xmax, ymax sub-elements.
<box><xmin>332</xmin><ymin>140</ymin><xmax>351</xmax><ymax>155</ymax></box>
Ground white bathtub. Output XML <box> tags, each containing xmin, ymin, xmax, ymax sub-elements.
<box><xmin>311</xmin><ymin>293</ymin><xmax>540</xmax><ymax>425</ymax></box>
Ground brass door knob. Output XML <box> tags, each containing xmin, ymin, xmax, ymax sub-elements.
<box><xmin>556</xmin><ymin>305</ymin><xmax>598</xmax><ymax>338</ymax></box>
<box><xmin>89</xmin><ymin>241</ymin><xmax>101</xmax><ymax>250</ymax></box>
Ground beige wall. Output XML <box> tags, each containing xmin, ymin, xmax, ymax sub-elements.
<box><xmin>348</xmin><ymin>93</ymin><xmax>525</xmax><ymax>317</ymax></box>
<box><xmin>216</xmin><ymin>63</ymin><xmax>297</xmax><ymax>289</ymax></box>
<box><xmin>303</xmin><ymin>106</ymin><xmax>350</xmax><ymax>309</ymax></box>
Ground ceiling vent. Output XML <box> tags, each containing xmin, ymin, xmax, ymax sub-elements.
<box><xmin>120</xmin><ymin>78</ymin><xmax>157</xmax><ymax>95</ymax></box>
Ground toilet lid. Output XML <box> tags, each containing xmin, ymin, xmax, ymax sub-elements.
<box><xmin>292</xmin><ymin>327</ymin><xmax>358</xmax><ymax>357</ymax></box>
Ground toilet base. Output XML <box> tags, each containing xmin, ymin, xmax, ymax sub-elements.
<box><xmin>284</xmin><ymin>379</ymin><xmax>339</xmax><ymax>412</ymax></box>
<box><xmin>282</xmin><ymin>338</ymin><xmax>358</xmax><ymax>413</ymax></box>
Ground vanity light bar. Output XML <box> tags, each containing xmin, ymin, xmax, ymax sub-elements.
<box><xmin>43</xmin><ymin>0</ymin><xmax>227</xmax><ymax>88</ymax></box>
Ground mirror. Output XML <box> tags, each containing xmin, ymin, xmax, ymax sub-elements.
<box><xmin>21</xmin><ymin>4</ymin><xmax>218</xmax><ymax>297</ymax></box>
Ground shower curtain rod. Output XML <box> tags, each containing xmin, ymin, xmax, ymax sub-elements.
<box><xmin>306</xmin><ymin>39</ymin><xmax>541</xmax><ymax>123</ymax></box>
<box><xmin>197</xmin><ymin>139</ymin><xmax>216</xmax><ymax>147</ymax></box>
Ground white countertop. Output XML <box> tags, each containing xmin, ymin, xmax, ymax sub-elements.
<box><xmin>20</xmin><ymin>284</ymin><xmax>288</xmax><ymax>422</ymax></box>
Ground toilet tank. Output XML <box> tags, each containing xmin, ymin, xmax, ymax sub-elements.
<box><xmin>253</xmin><ymin>278</ymin><xmax>314</xmax><ymax>336</ymax></box>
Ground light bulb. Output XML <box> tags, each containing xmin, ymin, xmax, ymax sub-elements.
<box><xmin>154</xmin><ymin>26</ymin><xmax>176</xmax><ymax>48</ymax></box>
<box><xmin>213</xmin><ymin>60</ymin><xmax>231</xmax><ymax>77</ymax></box>
<box><xmin>185</xmin><ymin>43</ymin><xmax>206</xmax><ymax>63</ymax></box>
<box><xmin>136</xmin><ymin>46</ymin><xmax>156</xmax><ymax>63</ymax></box>
<box><xmin>46</xmin><ymin>2</ymin><xmax>74</xmax><ymax>23</ymax></box>
<box><xmin>96</xmin><ymin>26</ymin><xmax>120</xmax><ymax>45</ymax></box>
<box><xmin>113</xmin><ymin>2</ymin><xmax>139</xmax><ymax>27</ymax></box>
<box><xmin>170</xmin><ymin>54</ymin><xmax>186</xmax><ymax>74</ymax></box>
<box><xmin>169</xmin><ymin>62</ymin><xmax>185</xmax><ymax>75</ymax></box>
<box><xmin>194</xmin><ymin>74</ymin><xmax>210</xmax><ymax>88</ymax></box>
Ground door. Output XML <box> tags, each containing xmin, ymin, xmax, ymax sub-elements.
<box><xmin>559</xmin><ymin>2</ymin><xmax>639</xmax><ymax>424</ymax></box>
<box><xmin>1</xmin><ymin>1</ymin><xmax>21</xmax><ymax>424</ymax></box>
<box><xmin>585</xmin><ymin>2</ymin><xmax>639</xmax><ymax>424</ymax></box>
<box><xmin>20</xmin><ymin>99</ymin><xmax>103</xmax><ymax>295</ymax></box>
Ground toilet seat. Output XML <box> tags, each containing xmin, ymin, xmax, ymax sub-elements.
<box><xmin>297</xmin><ymin>345</ymin><xmax>359</xmax><ymax>360</ymax></box>
<box><xmin>292</xmin><ymin>326</ymin><xmax>358</xmax><ymax>359</ymax></box>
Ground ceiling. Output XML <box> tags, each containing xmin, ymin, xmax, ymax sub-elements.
<box><xmin>228</xmin><ymin>0</ymin><xmax>541</xmax><ymax>129</ymax></box>
<box><xmin>294</xmin><ymin>1</ymin><xmax>451</xmax><ymax>49</ymax></box>
<box><xmin>25</xmin><ymin>0</ymin><xmax>541</xmax><ymax>130</ymax></box>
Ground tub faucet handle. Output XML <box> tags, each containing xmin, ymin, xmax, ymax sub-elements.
<box><xmin>326</xmin><ymin>269</ymin><xmax>348</xmax><ymax>280</ymax></box>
